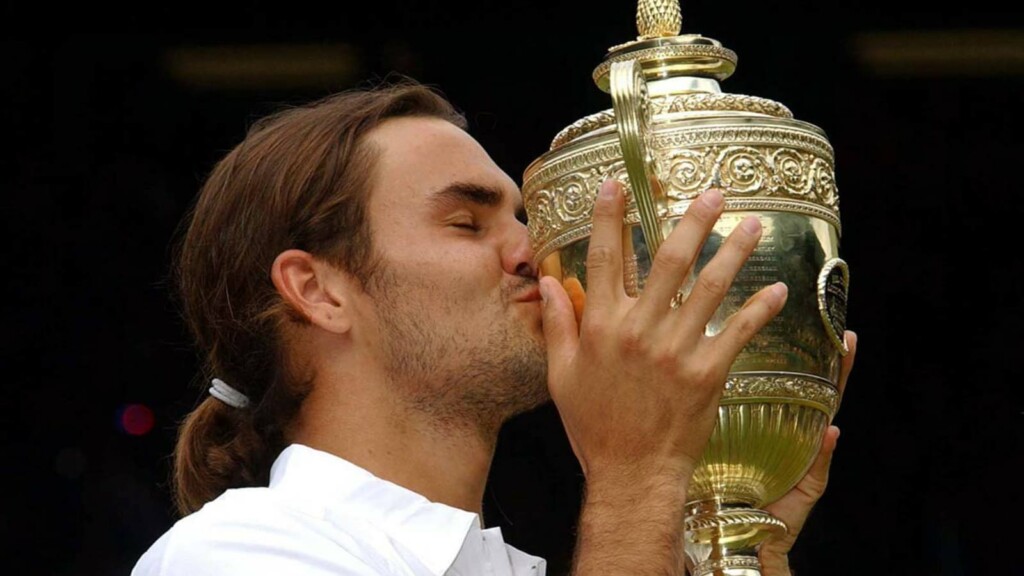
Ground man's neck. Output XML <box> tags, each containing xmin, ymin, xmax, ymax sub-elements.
<box><xmin>291</xmin><ymin>377</ymin><xmax>497</xmax><ymax>516</ymax></box>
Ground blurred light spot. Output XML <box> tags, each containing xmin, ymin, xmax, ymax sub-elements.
<box><xmin>852</xmin><ymin>29</ymin><xmax>1024</xmax><ymax>77</ymax></box>
<box><xmin>54</xmin><ymin>447</ymin><xmax>87</xmax><ymax>480</ymax></box>
<box><xmin>164</xmin><ymin>43</ymin><xmax>359</xmax><ymax>90</ymax></box>
<box><xmin>118</xmin><ymin>403</ymin><xmax>155</xmax><ymax>436</ymax></box>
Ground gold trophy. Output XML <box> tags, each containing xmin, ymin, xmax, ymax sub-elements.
<box><xmin>522</xmin><ymin>1</ymin><xmax>849</xmax><ymax>574</ymax></box>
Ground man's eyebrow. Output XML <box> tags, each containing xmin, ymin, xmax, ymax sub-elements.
<box><xmin>429</xmin><ymin>182</ymin><xmax>527</xmax><ymax>223</ymax></box>
<box><xmin>429</xmin><ymin>182</ymin><xmax>505</xmax><ymax>209</ymax></box>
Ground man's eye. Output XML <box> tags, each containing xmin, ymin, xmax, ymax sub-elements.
<box><xmin>452</xmin><ymin>221</ymin><xmax>479</xmax><ymax>231</ymax></box>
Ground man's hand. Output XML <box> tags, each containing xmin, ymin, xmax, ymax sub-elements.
<box><xmin>539</xmin><ymin>179</ymin><xmax>788</xmax><ymax>575</ymax></box>
<box><xmin>759</xmin><ymin>331</ymin><xmax>858</xmax><ymax>576</ymax></box>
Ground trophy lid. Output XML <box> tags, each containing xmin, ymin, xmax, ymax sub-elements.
<box><xmin>548</xmin><ymin>0</ymin><xmax>795</xmax><ymax>151</ymax></box>
<box><xmin>592</xmin><ymin>0</ymin><xmax>737</xmax><ymax>92</ymax></box>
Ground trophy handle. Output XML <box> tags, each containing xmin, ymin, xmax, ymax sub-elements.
<box><xmin>609</xmin><ymin>58</ymin><xmax>667</xmax><ymax>257</ymax></box>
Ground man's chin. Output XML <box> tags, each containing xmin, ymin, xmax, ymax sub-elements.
<box><xmin>501</xmin><ymin>385</ymin><xmax>552</xmax><ymax>423</ymax></box>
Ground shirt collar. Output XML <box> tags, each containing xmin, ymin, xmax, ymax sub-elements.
<box><xmin>269</xmin><ymin>443</ymin><xmax>480</xmax><ymax>575</ymax></box>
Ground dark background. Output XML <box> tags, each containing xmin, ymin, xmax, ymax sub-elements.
<box><xmin>6</xmin><ymin>1</ymin><xmax>1023</xmax><ymax>574</ymax></box>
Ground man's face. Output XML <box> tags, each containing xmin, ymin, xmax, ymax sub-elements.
<box><xmin>359</xmin><ymin>116</ymin><xmax>548</xmax><ymax>436</ymax></box>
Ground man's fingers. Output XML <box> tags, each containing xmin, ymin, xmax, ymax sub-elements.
<box><xmin>676</xmin><ymin>215</ymin><xmax>762</xmax><ymax>331</ymax></box>
<box><xmin>584</xmin><ymin>179</ymin><xmax>626</xmax><ymax>309</ymax></box>
<box><xmin>800</xmin><ymin>424</ymin><xmax>839</xmax><ymax>503</ymax></box>
<box><xmin>787</xmin><ymin>425</ymin><xmax>838</xmax><ymax>517</ymax></box>
<box><xmin>708</xmin><ymin>281</ymin><xmax>788</xmax><ymax>363</ymax></box>
<box><xmin>837</xmin><ymin>330</ymin><xmax>857</xmax><ymax>400</ymax></box>
<box><xmin>763</xmin><ymin>424</ymin><xmax>840</xmax><ymax>546</ymax></box>
<box><xmin>636</xmin><ymin>189</ymin><xmax>725</xmax><ymax>315</ymax></box>
<box><xmin>540</xmin><ymin>276</ymin><xmax>579</xmax><ymax>393</ymax></box>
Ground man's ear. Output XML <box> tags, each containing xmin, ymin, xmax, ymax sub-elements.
<box><xmin>271</xmin><ymin>249</ymin><xmax>353</xmax><ymax>334</ymax></box>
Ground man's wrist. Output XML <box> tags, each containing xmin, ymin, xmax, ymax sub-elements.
<box><xmin>584</xmin><ymin>457</ymin><xmax>693</xmax><ymax>504</ymax></box>
<box><xmin>572</xmin><ymin>467</ymin><xmax>691</xmax><ymax>575</ymax></box>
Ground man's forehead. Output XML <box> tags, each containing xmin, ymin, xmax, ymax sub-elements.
<box><xmin>367</xmin><ymin>117</ymin><xmax>522</xmax><ymax>207</ymax></box>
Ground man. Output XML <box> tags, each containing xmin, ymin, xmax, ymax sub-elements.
<box><xmin>133</xmin><ymin>79</ymin><xmax>856</xmax><ymax>575</ymax></box>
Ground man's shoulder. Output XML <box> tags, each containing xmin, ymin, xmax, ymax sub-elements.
<box><xmin>131</xmin><ymin>487</ymin><xmax>403</xmax><ymax>576</ymax></box>
<box><xmin>166</xmin><ymin>486</ymin><xmax>323</xmax><ymax>534</ymax></box>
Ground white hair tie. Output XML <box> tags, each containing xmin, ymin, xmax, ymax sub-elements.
<box><xmin>209</xmin><ymin>378</ymin><xmax>250</xmax><ymax>409</ymax></box>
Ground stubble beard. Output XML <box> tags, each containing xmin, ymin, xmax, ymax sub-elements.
<box><xmin>365</xmin><ymin>265</ymin><xmax>550</xmax><ymax>439</ymax></box>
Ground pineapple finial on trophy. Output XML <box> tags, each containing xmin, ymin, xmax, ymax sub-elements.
<box><xmin>634</xmin><ymin>0</ymin><xmax>684</xmax><ymax>38</ymax></box>
<box><xmin>637</xmin><ymin>0</ymin><xmax>682</xmax><ymax>39</ymax></box>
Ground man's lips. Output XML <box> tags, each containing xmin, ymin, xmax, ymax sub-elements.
<box><xmin>514</xmin><ymin>284</ymin><xmax>542</xmax><ymax>303</ymax></box>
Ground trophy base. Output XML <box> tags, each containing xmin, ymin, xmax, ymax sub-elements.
<box><xmin>684</xmin><ymin>499</ymin><xmax>786</xmax><ymax>576</ymax></box>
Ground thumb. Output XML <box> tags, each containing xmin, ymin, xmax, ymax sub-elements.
<box><xmin>540</xmin><ymin>275</ymin><xmax>578</xmax><ymax>386</ymax></box>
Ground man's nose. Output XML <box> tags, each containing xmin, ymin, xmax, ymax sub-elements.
<box><xmin>502</xmin><ymin>221</ymin><xmax>536</xmax><ymax>278</ymax></box>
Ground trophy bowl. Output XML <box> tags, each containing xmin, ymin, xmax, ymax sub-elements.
<box><xmin>522</xmin><ymin>2</ymin><xmax>849</xmax><ymax>574</ymax></box>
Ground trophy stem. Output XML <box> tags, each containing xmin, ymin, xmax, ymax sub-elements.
<box><xmin>683</xmin><ymin>499</ymin><xmax>787</xmax><ymax>576</ymax></box>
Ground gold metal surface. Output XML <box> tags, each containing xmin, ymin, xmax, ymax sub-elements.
<box><xmin>523</xmin><ymin>1</ymin><xmax>848</xmax><ymax>573</ymax></box>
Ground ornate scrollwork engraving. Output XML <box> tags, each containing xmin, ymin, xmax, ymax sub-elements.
<box><xmin>691</xmin><ymin>556</ymin><xmax>765</xmax><ymax>576</ymax></box>
<box><xmin>593</xmin><ymin>43</ymin><xmax>738</xmax><ymax>83</ymax></box>
<box><xmin>770</xmin><ymin>148</ymin><xmax>810</xmax><ymax>194</ymax></box>
<box><xmin>812</xmin><ymin>157</ymin><xmax>838</xmax><ymax>206</ymax></box>
<box><xmin>685</xmin><ymin>509</ymin><xmax>786</xmax><ymax>532</ymax></box>
<box><xmin>551</xmin><ymin>110</ymin><xmax>617</xmax><ymax>150</ymax></box>
<box><xmin>554</xmin><ymin>174</ymin><xmax>591</xmax><ymax>222</ymax></box>
<box><xmin>664</xmin><ymin>148</ymin><xmax>713</xmax><ymax>197</ymax></box>
<box><xmin>717</xmin><ymin>146</ymin><xmax>769</xmax><ymax>194</ymax></box>
<box><xmin>657</xmin><ymin>92</ymin><xmax>792</xmax><ymax>118</ymax></box>
<box><xmin>525</xmin><ymin>123</ymin><xmax>839</xmax><ymax>261</ymax></box>
<box><xmin>721</xmin><ymin>374</ymin><xmax>839</xmax><ymax>414</ymax></box>
<box><xmin>525</xmin><ymin>189</ymin><xmax>555</xmax><ymax>250</ymax></box>
<box><xmin>550</xmin><ymin>93</ymin><xmax>793</xmax><ymax>150</ymax></box>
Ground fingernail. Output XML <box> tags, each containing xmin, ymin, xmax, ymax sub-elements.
<box><xmin>771</xmin><ymin>281</ymin><xmax>788</xmax><ymax>300</ymax></box>
<box><xmin>539</xmin><ymin>280</ymin><xmax>549</xmax><ymax>305</ymax></box>
<box><xmin>740</xmin><ymin>216</ymin><xmax>761</xmax><ymax>234</ymax></box>
<box><xmin>600</xmin><ymin>179</ymin><xmax>618</xmax><ymax>199</ymax></box>
<box><xmin>702</xmin><ymin>188</ymin><xmax>723</xmax><ymax>208</ymax></box>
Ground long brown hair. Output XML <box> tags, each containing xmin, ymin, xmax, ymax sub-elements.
<box><xmin>171</xmin><ymin>79</ymin><xmax>467</xmax><ymax>515</ymax></box>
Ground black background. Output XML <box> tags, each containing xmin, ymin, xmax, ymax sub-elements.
<box><xmin>6</xmin><ymin>1</ymin><xmax>1023</xmax><ymax>575</ymax></box>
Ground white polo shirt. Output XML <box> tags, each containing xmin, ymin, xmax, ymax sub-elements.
<box><xmin>132</xmin><ymin>444</ymin><xmax>547</xmax><ymax>576</ymax></box>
